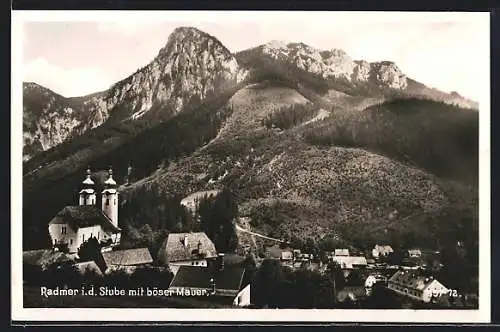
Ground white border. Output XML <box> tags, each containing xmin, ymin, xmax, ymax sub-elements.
<box><xmin>11</xmin><ymin>10</ymin><xmax>491</xmax><ymax>323</ymax></box>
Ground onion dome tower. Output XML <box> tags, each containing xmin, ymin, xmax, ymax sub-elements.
<box><xmin>79</xmin><ymin>166</ymin><xmax>96</xmax><ymax>206</ymax></box>
<box><xmin>101</xmin><ymin>166</ymin><xmax>119</xmax><ymax>227</ymax></box>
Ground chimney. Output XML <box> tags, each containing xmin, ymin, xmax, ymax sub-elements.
<box><xmin>217</xmin><ymin>253</ymin><xmax>225</xmax><ymax>271</ymax></box>
<box><xmin>183</xmin><ymin>235</ymin><xmax>189</xmax><ymax>247</ymax></box>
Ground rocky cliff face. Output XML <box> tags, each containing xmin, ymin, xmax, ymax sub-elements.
<box><xmin>22</xmin><ymin>27</ymin><xmax>247</xmax><ymax>161</ymax></box>
<box><xmin>259</xmin><ymin>41</ymin><xmax>408</xmax><ymax>89</ymax></box>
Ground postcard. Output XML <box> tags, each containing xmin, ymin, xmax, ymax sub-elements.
<box><xmin>11</xmin><ymin>10</ymin><xmax>491</xmax><ymax>323</ymax></box>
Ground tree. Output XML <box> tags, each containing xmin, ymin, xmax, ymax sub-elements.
<box><xmin>199</xmin><ymin>188</ymin><xmax>239</xmax><ymax>253</ymax></box>
<box><xmin>78</xmin><ymin>237</ymin><xmax>106</xmax><ymax>272</ymax></box>
<box><xmin>253</xmin><ymin>259</ymin><xmax>285</xmax><ymax>307</ymax></box>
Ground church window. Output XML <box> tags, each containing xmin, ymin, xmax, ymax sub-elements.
<box><xmin>82</xmin><ymin>234</ymin><xmax>85</xmax><ymax>242</ymax></box>
<box><xmin>106</xmin><ymin>198</ymin><xmax>110</xmax><ymax>206</ymax></box>
<box><xmin>70</xmin><ymin>239</ymin><xmax>73</xmax><ymax>245</ymax></box>
<box><xmin>114</xmin><ymin>199</ymin><xmax>117</xmax><ymax>205</ymax></box>
<box><xmin>61</xmin><ymin>226</ymin><xmax>67</xmax><ymax>235</ymax></box>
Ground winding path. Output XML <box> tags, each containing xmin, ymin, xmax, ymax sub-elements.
<box><xmin>235</xmin><ymin>223</ymin><xmax>288</xmax><ymax>244</ymax></box>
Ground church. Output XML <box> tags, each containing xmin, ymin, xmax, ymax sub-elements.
<box><xmin>48</xmin><ymin>166</ymin><xmax>122</xmax><ymax>254</ymax></box>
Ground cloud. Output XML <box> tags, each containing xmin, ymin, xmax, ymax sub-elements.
<box><xmin>23</xmin><ymin>57</ymin><xmax>112</xmax><ymax>97</ymax></box>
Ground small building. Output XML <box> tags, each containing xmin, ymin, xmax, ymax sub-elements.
<box><xmin>372</xmin><ymin>245</ymin><xmax>394</xmax><ymax>258</ymax></box>
<box><xmin>408</xmin><ymin>249</ymin><xmax>422</xmax><ymax>258</ymax></box>
<box><xmin>331</xmin><ymin>256</ymin><xmax>368</xmax><ymax>269</ymax></box>
<box><xmin>334</xmin><ymin>249</ymin><xmax>350</xmax><ymax>256</ymax></box>
<box><xmin>387</xmin><ymin>270</ymin><xmax>448</xmax><ymax>303</ymax></box>
<box><xmin>280</xmin><ymin>251</ymin><xmax>293</xmax><ymax>261</ymax></box>
<box><xmin>157</xmin><ymin>232</ymin><xmax>217</xmax><ymax>275</ymax></box>
<box><xmin>102</xmin><ymin>247</ymin><xmax>153</xmax><ymax>274</ymax></box>
<box><xmin>168</xmin><ymin>258</ymin><xmax>250</xmax><ymax>307</ymax></box>
<box><xmin>364</xmin><ymin>274</ymin><xmax>387</xmax><ymax>288</ymax></box>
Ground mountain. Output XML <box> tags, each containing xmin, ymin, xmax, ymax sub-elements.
<box><xmin>237</xmin><ymin>41</ymin><xmax>478</xmax><ymax>109</ymax></box>
<box><xmin>22</xmin><ymin>82</ymin><xmax>107</xmax><ymax>161</ymax></box>
<box><xmin>22</xmin><ymin>27</ymin><xmax>247</xmax><ymax>161</ymax></box>
<box><xmin>22</xmin><ymin>27</ymin><xmax>479</xmax><ymax>269</ymax></box>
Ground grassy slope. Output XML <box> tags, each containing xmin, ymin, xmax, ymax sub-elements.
<box><xmin>114</xmin><ymin>84</ymin><xmax>478</xmax><ymax>253</ymax></box>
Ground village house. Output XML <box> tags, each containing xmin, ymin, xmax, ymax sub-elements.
<box><xmin>280</xmin><ymin>250</ymin><xmax>293</xmax><ymax>267</ymax></box>
<box><xmin>48</xmin><ymin>167</ymin><xmax>121</xmax><ymax>254</ymax></box>
<box><xmin>101</xmin><ymin>247</ymin><xmax>154</xmax><ymax>274</ymax></box>
<box><xmin>157</xmin><ymin>232</ymin><xmax>218</xmax><ymax>275</ymax></box>
<box><xmin>331</xmin><ymin>255</ymin><xmax>368</xmax><ymax>270</ymax></box>
<box><xmin>372</xmin><ymin>245</ymin><xmax>394</xmax><ymax>258</ymax></box>
<box><xmin>408</xmin><ymin>249</ymin><xmax>422</xmax><ymax>258</ymax></box>
<box><xmin>387</xmin><ymin>270</ymin><xmax>448</xmax><ymax>303</ymax></box>
<box><xmin>334</xmin><ymin>249</ymin><xmax>350</xmax><ymax>256</ymax></box>
<box><xmin>168</xmin><ymin>254</ymin><xmax>251</xmax><ymax>307</ymax></box>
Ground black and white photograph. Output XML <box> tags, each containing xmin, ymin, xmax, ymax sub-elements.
<box><xmin>11</xmin><ymin>10</ymin><xmax>490</xmax><ymax>323</ymax></box>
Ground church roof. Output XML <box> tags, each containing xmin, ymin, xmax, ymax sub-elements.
<box><xmin>49</xmin><ymin>206</ymin><xmax>120</xmax><ymax>233</ymax></box>
<box><xmin>102</xmin><ymin>248</ymin><xmax>153</xmax><ymax>267</ymax></box>
<box><xmin>158</xmin><ymin>232</ymin><xmax>217</xmax><ymax>264</ymax></box>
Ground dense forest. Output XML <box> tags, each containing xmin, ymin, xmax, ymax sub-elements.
<box><xmin>304</xmin><ymin>98</ymin><xmax>479</xmax><ymax>184</ymax></box>
<box><xmin>262</xmin><ymin>102</ymin><xmax>319</xmax><ymax>130</ymax></box>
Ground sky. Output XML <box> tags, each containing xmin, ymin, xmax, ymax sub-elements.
<box><xmin>19</xmin><ymin>11</ymin><xmax>489</xmax><ymax>101</ymax></box>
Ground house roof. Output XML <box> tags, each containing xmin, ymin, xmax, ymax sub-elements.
<box><xmin>169</xmin><ymin>265</ymin><xmax>246</xmax><ymax>295</ymax></box>
<box><xmin>335</xmin><ymin>249</ymin><xmax>350</xmax><ymax>256</ymax></box>
<box><xmin>408</xmin><ymin>249</ymin><xmax>422</xmax><ymax>255</ymax></box>
<box><xmin>49</xmin><ymin>206</ymin><xmax>120</xmax><ymax>233</ymax></box>
<box><xmin>102</xmin><ymin>248</ymin><xmax>153</xmax><ymax>267</ymax></box>
<box><xmin>23</xmin><ymin>249</ymin><xmax>75</xmax><ymax>269</ymax></box>
<box><xmin>159</xmin><ymin>232</ymin><xmax>217</xmax><ymax>263</ymax></box>
<box><xmin>73</xmin><ymin>261</ymin><xmax>104</xmax><ymax>276</ymax></box>
<box><xmin>388</xmin><ymin>270</ymin><xmax>443</xmax><ymax>292</ymax></box>
<box><xmin>332</xmin><ymin>256</ymin><xmax>368</xmax><ymax>268</ymax></box>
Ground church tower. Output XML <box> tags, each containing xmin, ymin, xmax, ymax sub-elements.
<box><xmin>102</xmin><ymin>166</ymin><xmax>119</xmax><ymax>227</ymax></box>
<box><xmin>79</xmin><ymin>166</ymin><xmax>96</xmax><ymax>206</ymax></box>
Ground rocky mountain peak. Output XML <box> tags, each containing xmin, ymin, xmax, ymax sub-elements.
<box><xmin>255</xmin><ymin>40</ymin><xmax>407</xmax><ymax>89</ymax></box>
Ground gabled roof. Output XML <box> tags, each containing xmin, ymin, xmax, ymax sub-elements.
<box><xmin>335</xmin><ymin>249</ymin><xmax>350</xmax><ymax>256</ymax></box>
<box><xmin>332</xmin><ymin>256</ymin><xmax>367</xmax><ymax>268</ymax></box>
<box><xmin>102</xmin><ymin>248</ymin><xmax>153</xmax><ymax>267</ymax></box>
<box><xmin>388</xmin><ymin>270</ymin><xmax>443</xmax><ymax>292</ymax></box>
<box><xmin>159</xmin><ymin>232</ymin><xmax>217</xmax><ymax>263</ymax></box>
<box><xmin>169</xmin><ymin>265</ymin><xmax>246</xmax><ymax>296</ymax></box>
<box><xmin>23</xmin><ymin>249</ymin><xmax>75</xmax><ymax>269</ymax></box>
<box><xmin>49</xmin><ymin>206</ymin><xmax>120</xmax><ymax>233</ymax></box>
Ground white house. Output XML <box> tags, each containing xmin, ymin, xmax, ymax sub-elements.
<box><xmin>157</xmin><ymin>232</ymin><xmax>218</xmax><ymax>275</ymax></box>
<box><xmin>387</xmin><ymin>270</ymin><xmax>448</xmax><ymax>303</ymax></box>
<box><xmin>48</xmin><ymin>167</ymin><xmax>121</xmax><ymax>254</ymax></box>
<box><xmin>372</xmin><ymin>244</ymin><xmax>394</xmax><ymax>258</ymax></box>
<box><xmin>331</xmin><ymin>256</ymin><xmax>368</xmax><ymax>269</ymax></box>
